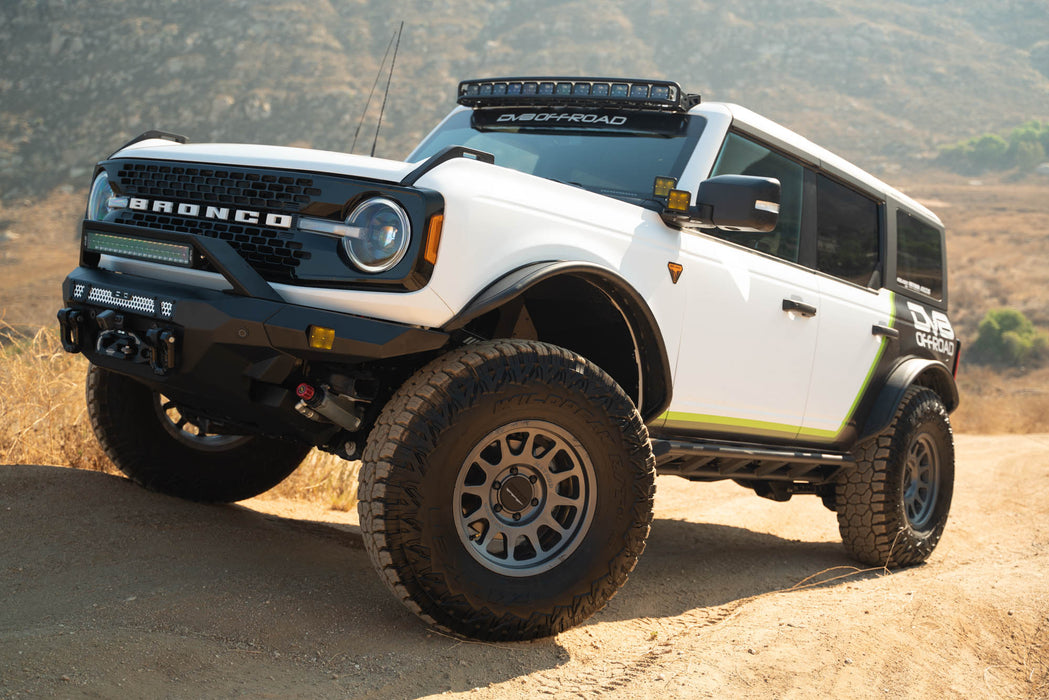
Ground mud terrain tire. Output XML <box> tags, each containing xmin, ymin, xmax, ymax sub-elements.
<box><xmin>837</xmin><ymin>386</ymin><xmax>954</xmax><ymax>567</ymax></box>
<box><xmin>357</xmin><ymin>340</ymin><xmax>656</xmax><ymax>641</ymax></box>
<box><xmin>87</xmin><ymin>365</ymin><xmax>310</xmax><ymax>503</ymax></box>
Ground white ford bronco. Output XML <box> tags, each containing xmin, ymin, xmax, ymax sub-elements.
<box><xmin>60</xmin><ymin>77</ymin><xmax>959</xmax><ymax>640</ymax></box>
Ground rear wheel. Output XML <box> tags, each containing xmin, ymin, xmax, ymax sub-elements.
<box><xmin>87</xmin><ymin>365</ymin><xmax>310</xmax><ymax>502</ymax></box>
<box><xmin>836</xmin><ymin>386</ymin><xmax>954</xmax><ymax>566</ymax></box>
<box><xmin>358</xmin><ymin>340</ymin><xmax>655</xmax><ymax>640</ymax></box>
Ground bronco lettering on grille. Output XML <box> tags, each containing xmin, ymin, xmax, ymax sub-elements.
<box><xmin>126</xmin><ymin>198</ymin><xmax>293</xmax><ymax>229</ymax></box>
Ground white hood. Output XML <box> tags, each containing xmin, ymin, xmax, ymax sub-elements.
<box><xmin>112</xmin><ymin>139</ymin><xmax>417</xmax><ymax>183</ymax></box>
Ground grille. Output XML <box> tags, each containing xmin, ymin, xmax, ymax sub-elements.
<box><xmin>114</xmin><ymin>162</ymin><xmax>320</xmax><ymax>280</ymax></box>
<box><xmin>116</xmin><ymin>162</ymin><xmax>319</xmax><ymax>212</ymax></box>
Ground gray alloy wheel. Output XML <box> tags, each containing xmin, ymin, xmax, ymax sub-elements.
<box><xmin>452</xmin><ymin>419</ymin><xmax>597</xmax><ymax>577</ymax></box>
<box><xmin>901</xmin><ymin>432</ymin><xmax>941</xmax><ymax>531</ymax></box>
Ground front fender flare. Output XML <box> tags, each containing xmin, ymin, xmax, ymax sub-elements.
<box><xmin>442</xmin><ymin>261</ymin><xmax>673</xmax><ymax>422</ymax></box>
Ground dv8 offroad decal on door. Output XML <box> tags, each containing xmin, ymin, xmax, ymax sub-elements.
<box><xmin>899</xmin><ymin>298</ymin><xmax>957</xmax><ymax>363</ymax></box>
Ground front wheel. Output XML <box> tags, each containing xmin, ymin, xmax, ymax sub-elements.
<box><xmin>836</xmin><ymin>386</ymin><xmax>955</xmax><ymax>567</ymax></box>
<box><xmin>87</xmin><ymin>365</ymin><xmax>311</xmax><ymax>502</ymax></box>
<box><xmin>358</xmin><ymin>340</ymin><xmax>656</xmax><ymax>641</ymax></box>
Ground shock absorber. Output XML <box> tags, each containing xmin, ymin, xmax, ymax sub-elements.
<box><xmin>294</xmin><ymin>383</ymin><xmax>362</xmax><ymax>431</ymax></box>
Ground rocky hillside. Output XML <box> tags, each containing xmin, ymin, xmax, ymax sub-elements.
<box><xmin>2</xmin><ymin>0</ymin><xmax>1048</xmax><ymax>201</ymax></box>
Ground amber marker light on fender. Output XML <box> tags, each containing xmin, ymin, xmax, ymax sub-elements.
<box><xmin>308</xmin><ymin>325</ymin><xmax>336</xmax><ymax>350</ymax></box>
<box><xmin>424</xmin><ymin>213</ymin><xmax>445</xmax><ymax>265</ymax></box>
<box><xmin>668</xmin><ymin>262</ymin><xmax>683</xmax><ymax>284</ymax></box>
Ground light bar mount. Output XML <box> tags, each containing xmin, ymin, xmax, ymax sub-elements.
<box><xmin>458</xmin><ymin>77</ymin><xmax>701</xmax><ymax>113</ymax></box>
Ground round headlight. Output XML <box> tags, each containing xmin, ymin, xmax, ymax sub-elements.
<box><xmin>343</xmin><ymin>197</ymin><xmax>411</xmax><ymax>273</ymax></box>
<box><xmin>87</xmin><ymin>171</ymin><xmax>115</xmax><ymax>221</ymax></box>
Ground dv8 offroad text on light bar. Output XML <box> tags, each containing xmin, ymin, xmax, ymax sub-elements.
<box><xmin>457</xmin><ymin>77</ymin><xmax>701</xmax><ymax>112</ymax></box>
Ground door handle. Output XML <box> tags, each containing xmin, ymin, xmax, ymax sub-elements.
<box><xmin>782</xmin><ymin>298</ymin><xmax>817</xmax><ymax>318</ymax></box>
<box><xmin>872</xmin><ymin>324</ymin><xmax>900</xmax><ymax>340</ymax></box>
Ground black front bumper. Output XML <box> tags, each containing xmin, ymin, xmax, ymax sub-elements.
<box><xmin>59</xmin><ymin>264</ymin><xmax>449</xmax><ymax>441</ymax></box>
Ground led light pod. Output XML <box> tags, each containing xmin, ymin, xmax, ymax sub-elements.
<box><xmin>342</xmin><ymin>197</ymin><xmax>411</xmax><ymax>273</ymax></box>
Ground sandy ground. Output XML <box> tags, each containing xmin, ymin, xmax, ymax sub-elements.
<box><xmin>1</xmin><ymin>434</ymin><xmax>1047</xmax><ymax>699</ymax></box>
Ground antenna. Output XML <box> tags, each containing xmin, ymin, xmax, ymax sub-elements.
<box><xmin>371</xmin><ymin>21</ymin><xmax>404</xmax><ymax>158</ymax></box>
<box><xmin>350</xmin><ymin>29</ymin><xmax>397</xmax><ymax>154</ymax></box>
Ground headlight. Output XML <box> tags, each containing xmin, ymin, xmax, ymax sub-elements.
<box><xmin>342</xmin><ymin>197</ymin><xmax>411</xmax><ymax>273</ymax></box>
<box><xmin>86</xmin><ymin>171</ymin><xmax>127</xmax><ymax>221</ymax></box>
<box><xmin>87</xmin><ymin>172</ymin><xmax>114</xmax><ymax>221</ymax></box>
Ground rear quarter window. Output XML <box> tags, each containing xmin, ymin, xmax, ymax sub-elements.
<box><xmin>896</xmin><ymin>210</ymin><xmax>944</xmax><ymax>301</ymax></box>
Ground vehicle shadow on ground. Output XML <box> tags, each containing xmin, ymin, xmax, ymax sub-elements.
<box><xmin>1</xmin><ymin>465</ymin><xmax>881</xmax><ymax>698</ymax></box>
<box><xmin>597</xmin><ymin>514</ymin><xmax>883</xmax><ymax>627</ymax></box>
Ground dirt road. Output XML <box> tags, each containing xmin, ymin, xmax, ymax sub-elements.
<box><xmin>2</xmin><ymin>434</ymin><xmax>1047</xmax><ymax>699</ymax></box>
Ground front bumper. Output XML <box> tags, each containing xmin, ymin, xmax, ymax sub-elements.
<box><xmin>59</xmin><ymin>264</ymin><xmax>449</xmax><ymax>440</ymax></box>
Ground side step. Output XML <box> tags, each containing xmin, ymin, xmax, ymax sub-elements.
<box><xmin>650</xmin><ymin>438</ymin><xmax>854</xmax><ymax>485</ymax></box>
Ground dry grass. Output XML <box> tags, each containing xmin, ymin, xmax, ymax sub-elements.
<box><xmin>952</xmin><ymin>364</ymin><xmax>1049</xmax><ymax>434</ymax></box>
<box><xmin>0</xmin><ymin>324</ymin><xmax>109</xmax><ymax>471</ymax></box>
<box><xmin>0</xmin><ymin>322</ymin><xmax>358</xmax><ymax>510</ymax></box>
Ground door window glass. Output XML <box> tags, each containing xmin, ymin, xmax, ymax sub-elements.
<box><xmin>816</xmin><ymin>175</ymin><xmax>880</xmax><ymax>286</ymax></box>
<box><xmin>710</xmin><ymin>133</ymin><xmax>804</xmax><ymax>263</ymax></box>
<box><xmin>896</xmin><ymin>210</ymin><xmax>944</xmax><ymax>300</ymax></box>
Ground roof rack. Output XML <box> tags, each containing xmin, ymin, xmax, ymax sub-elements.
<box><xmin>457</xmin><ymin>77</ymin><xmax>701</xmax><ymax>113</ymax></box>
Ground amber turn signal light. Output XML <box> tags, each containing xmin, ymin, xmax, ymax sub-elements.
<box><xmin>424</xmin><ymin>213</ymin><xmax>444</xmax><ymax>265</ymax></box>
<box><xmin>307</xmin><ymin>325</ymin><xmax>336</xmax><ymax>350</ymax></box>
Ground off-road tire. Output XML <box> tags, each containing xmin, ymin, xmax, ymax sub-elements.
<box><xmin>357</xmin><ymin>340</ymin><xmax>656</xmax><ymax>641</ymax></box>
<box><xmin>87</xmin><ymin>365</ymin><xmax>310</xmax><ymax>502</ymax></box>
<box><xmin>836</xmin><ymin>386</ymin><xmax>954</xmax><ymax>567</ymax></box>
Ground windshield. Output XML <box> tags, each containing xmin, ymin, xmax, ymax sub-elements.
<box><xmin>409</xmin><ymin>109</ymin><xmax>706</xmax><ymax>205</ymax></box>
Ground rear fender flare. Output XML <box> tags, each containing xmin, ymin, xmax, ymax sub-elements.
<box><xmin>858</xmin><ymin>358</ymin><xmax>959</xmax><ymax>443</ymax></box>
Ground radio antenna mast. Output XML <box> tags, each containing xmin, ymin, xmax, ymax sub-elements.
<box><xmin>350</xmin><ymin>28</ymin><xmax>397</xmax><ymax>154</ymax></box>
<box><xmin>371</xmin><ymin>21</ymin><xmax>404</xmax><ymax>157</ymax></box>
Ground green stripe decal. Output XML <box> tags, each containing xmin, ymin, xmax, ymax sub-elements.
<box><xmin>661</xmin><ymin>292</ymin><xmax>896</xmax><ymax>442</ymax></box>
<box><xmin>662</xmin><ymin>411</ymin><xmax>801</xmax><ymax>437</ymax></box>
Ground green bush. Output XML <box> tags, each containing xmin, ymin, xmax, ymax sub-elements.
<box><xmin>937</xmin><ymin>120</ymin><xmax>1049</xmax><ymax>174</ymax></box>
<box><xmin>968</xmin><ymin>308</ymin><xmax>1049</xmax><ymax>367</ymax></box>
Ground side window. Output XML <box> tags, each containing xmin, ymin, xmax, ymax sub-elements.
<box><xmin>816</xmin><ymin>174</ymin><xmax>880</xmax><ymax>287</ymax></box>
<box><xmin>896</xmin><ymin>210</ymin><xmax>944</xmax><ymax>301</ymax></box>
<box><xmin>710</xmin><ymin>133</ymin><xmax>803</xmax><ymax>263</ymax></box>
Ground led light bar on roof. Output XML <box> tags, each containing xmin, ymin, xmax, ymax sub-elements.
<box><xmin>457</xmin><ymin>77</ymin><xmax>701</xmax><ymax>113</ymax></box>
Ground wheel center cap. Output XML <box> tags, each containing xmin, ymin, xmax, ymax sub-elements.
<box><xmin>497</xmin><ymin>475</ymin><xmax>534</xmax><ymax>513</ymax></box>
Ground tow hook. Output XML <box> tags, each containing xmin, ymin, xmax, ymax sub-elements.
<box><xmin>294</xmin><ymin>383</ymin><xmax>362</xmax><ymax>431</ymax></box>
<box><xmin>57</xmin><ymin>308</ymin><xmax>84</xmax><ymax>352</ymax></box>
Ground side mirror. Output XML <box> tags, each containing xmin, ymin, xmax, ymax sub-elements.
<box><xmin>691</xmin><ymin>175</ymin><xmax>781</xmax><ymax>233</ymax></box>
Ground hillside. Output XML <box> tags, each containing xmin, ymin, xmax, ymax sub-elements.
<box><xmin>2</xmin><ymin>0</ymin><xmax>1049</xmax><ymax>201</ymax></box>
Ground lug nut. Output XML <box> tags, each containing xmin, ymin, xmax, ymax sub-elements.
<box><xmin>493</xmin><ymin>480</ymin><xmax>501</xmax><ymax>490</ymax></box>
<box><xmin>529</xmin><ymin>475</ymin><xmax>538</xmax><ymax>484</ymax></box>
<box><xmin>493</xmin><ymin>504</ymin><xmax>502</xmax><ymax>513</ymax></box>
<box><xmin>510</xmin><ymin>466</ymin><xmax>518</xmax><ymax>475</ymax></box>
<box><xmin>531</xmin><ymin>498</ymin><xmax>540</xmax><ymax>506</ymax></box>
<box><xmin>512</xmin><ymin>513</ymin><xmax>521</xmax><ymax>521</ymax></box>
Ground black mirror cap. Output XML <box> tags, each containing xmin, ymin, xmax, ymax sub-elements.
<box><xmin>695</xmin><ymin>174</ymin><xmax>780</xmax><ymax>233</ymax></box>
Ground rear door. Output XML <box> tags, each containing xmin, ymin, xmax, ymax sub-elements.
<box><xmin>801</xmin><ymin>174</ymin><xmax>894</xmax><ymax>444</ymax></box>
